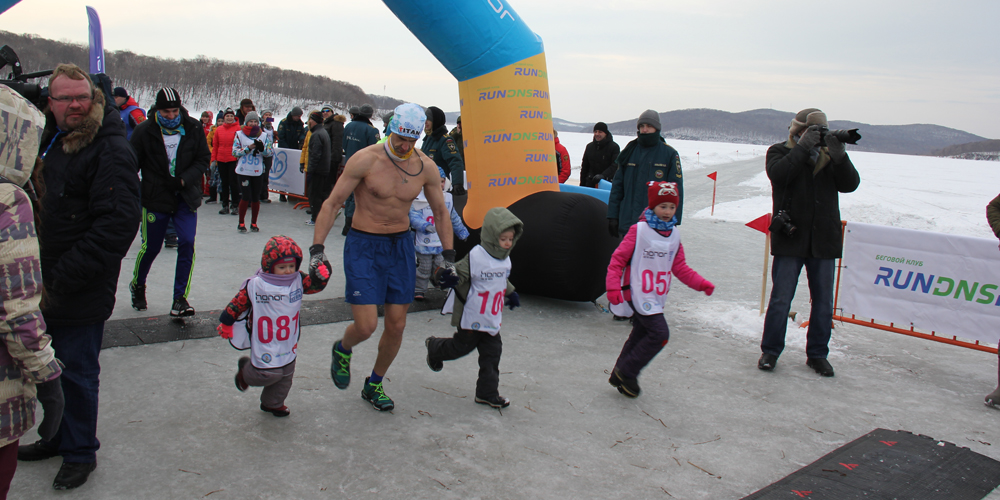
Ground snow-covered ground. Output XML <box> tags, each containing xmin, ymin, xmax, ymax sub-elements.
<box><xmin>551</xmin><ymin>130</ymin><xmax>996</xmax><ymax>240</ymax></box>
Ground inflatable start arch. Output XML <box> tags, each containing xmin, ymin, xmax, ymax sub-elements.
<box><xmin>383</xmin><ymin>0</ymin><xmax>558</xmax><ymax>229</ymax></box>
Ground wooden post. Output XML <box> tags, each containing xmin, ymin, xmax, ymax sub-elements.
<box><xmin>760</xmin><ymin>234</ymin><xmax>770</xmax><ymax>315</ymax></box>
<box><xmin>711</xmin><ymin>178</ymin><xmax>717</xmax><ymax>216</ymax></box>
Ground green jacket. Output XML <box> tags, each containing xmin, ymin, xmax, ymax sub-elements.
<box><xmin>451</xmin><ymin>208</ymin><xmax>523</xmax><ymax>328</ymax></box>
<box><xmin>449</xmin><ymin>126</ymin><xmax>464</xmax><ymax>161</ymax></box>
<box><xmin>422</xmin><ymin>126</ymin><xmax>465</xmax><ymax>187</ymax></box>
<box><xmin>607</xmin><ymin>137</ymin><xmax>683</xmax><ymax>235</ymax></box>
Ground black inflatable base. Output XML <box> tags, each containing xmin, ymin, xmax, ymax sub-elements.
<box><xmin>457</xmin><ymin>191</ymin><xmax>618</xmax><ymax>302</ymax></box>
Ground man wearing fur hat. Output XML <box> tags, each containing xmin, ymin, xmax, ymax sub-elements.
<box><xmin>607</xmin><ymin>109</ymin><xmax>683</xmax><ymax>237</ymax></box>
<box><xmin>18</xmin><ymin>63</ymin><xmax>141</xmax><ymax>490</ymax></box>
<box><xmin>758</xmin><ymin>108</ymin><xmax>860</xmax><ymax>377</ymax></box>
<box><xmin>128</xmin><ymin>88</ymin><xmax>211</xmax><ymax>317</ymax></box>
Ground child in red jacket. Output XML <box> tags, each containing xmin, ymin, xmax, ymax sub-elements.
<box><xmin>606</xmin><ymin>181</ymin><xmax>714</xmax><ymax>398</ymax></box>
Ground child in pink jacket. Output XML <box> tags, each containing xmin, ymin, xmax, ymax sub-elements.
<box><xmin>606</xmin><ymin>181</ymin><xmax>714</xmax><ymax>398</ymax></box>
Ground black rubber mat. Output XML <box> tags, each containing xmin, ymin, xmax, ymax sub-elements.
<box><xmin>742</xmin><ymin>428</ymin><xmax>1000</xmax><ymax>500</ymax></box>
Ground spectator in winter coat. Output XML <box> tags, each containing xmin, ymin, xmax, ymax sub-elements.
<box><xmin>23</xmin><ymin>63</ymin><xmax>141</xmax><ymax>491</ymax></box>
<box><xmin>449</xmin><ymin>115</ymin><xmax>464</xmax><ymax>161</ymax></box>
<box><xmin>321</xmin><ymin>105</ymin><xmax>346</xmax><ymax>187</ymax></box>
<box><xmin>112</xmin><ymin>86</ymin><xmax>146</xmax><ymax>140</ymax></box>
<box><xmin>553</xmin><ymin>130</ymin><xmax>571</xmax><ymax>183</ymax></box>
<box><xmin>277</xmin><ymin>107</ymin><xmax>307</xmax><ymax>150</ymax></box>
<box><xmin>758</xmin><ymin>108</ymin><xmax>860</xmax><ymax>377</ymax></box>
<box><xmin>341</xmin><ymin>103</ymin><xmax>380</xmax><ymax>234</ymax></box>
<box><xmin>212</xmin><ymin>108</ymin><xmax>243</xmax><ymax>214</ymax></box>
<box><xmin>987</xmin><ymin>193</ymin><xmax>1000</xmax><ymax>408</ymax></box>
<box><xmin>307</xmin><ymin>111</ymin><xmax>332</xmax><ymax>225</ymax></box>
<box><xmin>0</xmin><ymin>84</ymin><xmax>65</xmax><ymax>498</ymax></box>
<box><xmin>607</xmin><ymin>110</ymin><xmax>683</xmax><ymax>237</ymax></box>
<box><xmin>235</xmin><ymin>98</ymin><xmax>255</xmax><ymax>125</ymax></box>
<box><xmin>129</xmin><ymin>88</ymin><xmax>211</xmax><ymax>318</ymax></box>
<box><xmin>421</xmin><ymin>106</ymin><xmax>466</xmax><ymax>197</ymax></box>
<box><xmin>259</xmin><ymin>109</ymin><xmax>277</xmax><ymax>202</ymax></box>
<box><xmin>580</xmin><ymin>122</ymin><xmax>620</xmax><ymax>188</ymax></box>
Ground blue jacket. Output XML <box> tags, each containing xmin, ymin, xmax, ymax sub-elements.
<box><xmin>409</xmin><ymin>192</ymin><xmax>469</xmax><ymax>254</ymax></box>
<box><xmin>343</xmin><ymin>118</ymin><xmax>380</xmax><ymax>161</ymax></box>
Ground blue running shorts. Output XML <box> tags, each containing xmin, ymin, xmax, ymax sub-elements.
<box><xmin>344</xmin><ymin>228</ymin><xmax>416</xmax><ymax>305</ymax></box>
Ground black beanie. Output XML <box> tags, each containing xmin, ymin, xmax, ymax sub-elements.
<box><xmin>308</xmin><ymin>111</ymin><xmax>323</xmax><ymax>125</ymax></box>
<box><xmin>113</xmin><ymin>86</ymin><xmax>128</xmax><ymax>98</ymax></box>
<box><xmin>155</xmin><ymin>88</ymin><xmax>181</xmax><ymax>109</ymax></box>
<box><xmin>594</xmin><ymin>122</ymin><xmax>609</xmax><ymax>134</ymax></box>
<box><xmin>426</xmin><ymin>106</ymin><xmax>446</xmax><ymax>131</ymax></box>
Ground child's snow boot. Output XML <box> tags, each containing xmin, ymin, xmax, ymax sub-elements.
<box><xmin>425</xmin><ymin>337</ymin><xmax>442</xmax><ymax>372</ymax></box>
<box><xmin>235</xmin><ymin>357</ymin><xmax>249</xmax><ymax>392</ymax></box>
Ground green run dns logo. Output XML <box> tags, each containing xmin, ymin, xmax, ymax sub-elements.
<box><xmin>874</xmin><ymin>267</ymin><xmax>1000</xmax><ymax>305</ymax></box>
<box><xmin>513</xmin><ymin>67</ymin><xmax>548</xmax><ymax>79</ymax></box>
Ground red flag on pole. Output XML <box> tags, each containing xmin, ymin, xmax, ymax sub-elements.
<box><xmin>746</xmin><ymin>214</ymin><xmax>771</xmax><ymax>234</ymax></box>
<box><xmin>707</xmin><ymin>172</ymin><xmax>717</xmax><ymax>181</ymax></box>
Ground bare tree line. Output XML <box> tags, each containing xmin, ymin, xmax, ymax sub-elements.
<box><xmin>0</xmin><ymin>31</ymin><xmax>402</xmax><ymax>112</ymax></box>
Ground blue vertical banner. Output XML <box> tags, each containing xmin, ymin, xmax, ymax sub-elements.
<box><xmin>0</xmin><ymin>1</ymin><xmax>22</xmax><ymax>16</ymax></box>
<box><xmin>86</xmin><ymin>6</ymin><xmax>105</xmax><ymax>74</ymax></box>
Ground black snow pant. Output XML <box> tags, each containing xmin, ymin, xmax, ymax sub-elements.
<box><xmin>308</xmin><ymin>172</ymin><xmax>331</xmax><ymax>222</ymax></box>
<box><xmin>260</xmin><ymin>156</ymin><xmax>273</xmax><ymax>201</ymax></box>
<box><xmin>614</xmin><ymin>312</ymin><xmax>670</xmax><ymax>379</ymax></box>
<box><xmin>427</xmin><ymin>329</ymin><xmax>502</xmax><ymax>399</ymax></box>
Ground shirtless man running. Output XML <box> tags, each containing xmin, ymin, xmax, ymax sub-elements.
<box><xmin>310</xmin><ymin>103</ymin><xmax>456</xmax><ymax>411</ymax></box>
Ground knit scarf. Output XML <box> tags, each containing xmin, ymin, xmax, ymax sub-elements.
<box><xmin>644</xmin><ymin>208</ymin><xmax>676</xmax><ymax>232</ymax></box>
<box><xmin>242</xmin><ymin>124</ymin><xmax>261</xmax><ymax>137</ymax></box>
<box><xmin>238</xmin><ymin>268</ymin><xmax>299</xmax><ymax>291</ymax></box>
<box><xmin>156</xmin><ymin>112</ymin><xmax>185</xmax><ymax>136</ymax></box>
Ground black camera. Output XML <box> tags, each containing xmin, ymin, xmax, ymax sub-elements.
<box><xmin>816</xmin><ymin>126</ymin><xmax>862</xmax><ymax>145</ymax></box>
<box><xmin>770</xmin><ymin>210</ymin><xmax>796</xmax><ymax>237</ymax></box>
<box><xmin>0</xmin><ymin>45</ymin><xmax>52</xmax><ymax>108</ymax></box>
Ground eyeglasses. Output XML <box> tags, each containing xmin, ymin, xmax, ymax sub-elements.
<box><xmin>50</xmin><ymin>94</ymin><xmax>93</xmax><ymax>104</ymax></box>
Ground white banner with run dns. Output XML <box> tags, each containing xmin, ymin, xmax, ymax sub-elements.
<box><xmin>268</xmin><ymin>148</ymin><xmax>305</xmax><ymax>196</ymax></box>
<box><xmin>839</xmin><ymin>221</ymin><xmax>1000</xmax><ymax>345</ymax></box>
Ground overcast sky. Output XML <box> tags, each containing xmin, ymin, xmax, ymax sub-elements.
<box><xmin>2</xmin><ymin>0</ymin><xmax>998</xmax><ymax>138</ymax></box>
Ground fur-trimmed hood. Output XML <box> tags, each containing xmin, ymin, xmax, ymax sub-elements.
<box><xmin>42</xmin><ymin>89</ymin><xmax>118</xmax><ymax>156</ymax></box>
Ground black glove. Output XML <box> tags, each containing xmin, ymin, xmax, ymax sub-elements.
<box><xmin>796</xmin><ymin>125</ymin><xmax>822</xmax><ymax>150</ymax></box>
<box><xmin>299</xmin><ymin>164</ymin><xmax>305</xmax><ymax>173</ymax></box>
<box><xmin>308</xmin><ymin>244</ymin><xmax>331</xmax><ymax>282</ymax></box>
<box><xmin>592</xmin><ymin>174</ymin><xmax>604</xmax><ymax>185</ymax></box>
<box><xmin>432</xmin><ymin>249</ymin><xmax>459</xmax><ymax>288</ymax></box>
<box><xmin>505</xmin><ymin>292</ymin><xmax>520</xmax><ymax>310</ymax></box>
<box><xmin>451</xmin><ymin>172</ymin><xmax>466</xmax><ymax>196</ymax></box>
<box><xmin>35</xmin><ymin>378</ymin><xmax>64</xmax><ymax>441</ymax></box>
<box><xmin>825</xmin><ymin>133</ymin><xmax>846</xmax><ymax>161</ymax></box>
<box><xmin>608</xmin><ymin>218</ymin><xmax>619</xmax><ymax>238</ymax></box>
<box><xmin>253</xmin><ymin>139</ymin><xmax>265</xmax><ymax>153</ymax></box>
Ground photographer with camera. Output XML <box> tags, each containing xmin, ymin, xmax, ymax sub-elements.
<box><xmin>758</xmin><ymin>108</ymin><xmax>860</xmax><ymax>377</ymax></box>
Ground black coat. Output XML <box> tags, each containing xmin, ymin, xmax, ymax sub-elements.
<box><xmin>308</xmin><ymin>124</ymin><xmax>332</xmax><ymax>176</ymax></box>
<box><xmin>131</xmin><ymin>108</ymin><xmax>211</xmax><ymax>213</ymax></box>
<box><xmin>323</xmin><ymin>116</ymin><xmax>344</xmax><ymax>168</ymax></box>
<box><xmin>38</xmin><ymin>103</ymin><xmax>141</xmax><ymax>326</ymax></box>
<box><xmin>580</xmin><ymin>134</ymin><xmax>620</xmax><ymax>188</ymax></box>
<box><xmin>766</xmin><ymin>140</ymin><xmax>860</xmax><ymax>259</ymax></box>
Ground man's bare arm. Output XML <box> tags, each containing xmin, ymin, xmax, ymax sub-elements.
<box><xmin>313</xmin><ymin>153</ymin><xmax>367</xmax><ymax>246</ymax></box>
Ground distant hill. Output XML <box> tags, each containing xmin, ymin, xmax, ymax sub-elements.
<box><xmin>553</xmin><ymin>108</ymin><xmax>989</xmax><ymax>156</ymax></box>
<box><xmin>929</xmin><ymin>139</ymin><xmax>1000</xmax><ymax>158</ymax></box>
<box><xmin>0</xmin><ymin>31</ymin><xmax>403</xmax><ymax>118</ymax></box>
